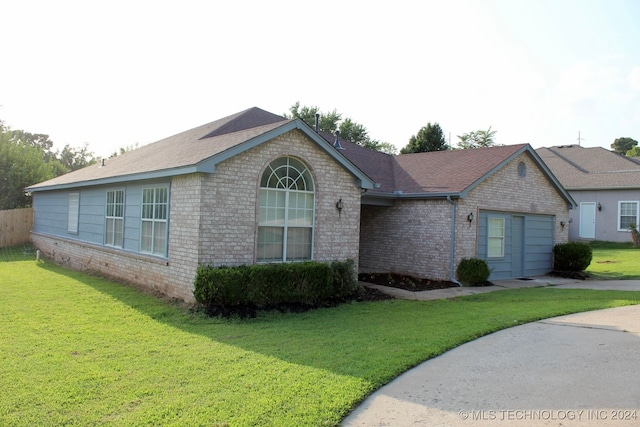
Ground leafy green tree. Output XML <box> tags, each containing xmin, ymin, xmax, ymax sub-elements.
<box><xmin>626</xmin><ymin>146</ymin><xmax>640</xmax><ymax>157</ymax></box>
<box><xmin>0</xmin><ymin>126</ymin><xmax>56</xmax><ymax>209</ymax></box>
<box><xmin>457</xmin><ymin>126</ymin><xmax>497</xmax><ymax>149</ymax></box>
<box><xmin>284</xmin><ymin>102</ymin><xmax>397</xmax><ymax>154</ymax></box>
<box><xmin>611</xmin><ymin>137</ymin><xmax>638</xmax><ymax>155</ymax></box>
<box><xmin>6</xmin><ymin>129</ymin><xmax>55</xmax><ymax>159</ymax></box>
<box><xmin>400</xmin><ymin>122</ymin><xmax>448</xmax><ymax>154</ymax></box>
<box><xmin>0</xmin><ymin>120</ymin><xmax>97</xmax><ymax>209</ymax></box>
<box><xmin>285</xmin><ymin>102</ymin><xmax>341</xmax><ymax>134</ymax></box>
<box><xmin>57</xmin><ymin>143</ymin><xmax>96</xmax><ymax>171</ymax></box>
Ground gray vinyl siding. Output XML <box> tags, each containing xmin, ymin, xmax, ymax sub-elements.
<box><xmin>478</xmin><ymin>211</ymin><xmax>554</xmax><ymax>280</ymax></box>
<box><xmin>568</xmin><ymin>189</ymin><xmax>640</xmax><ymax>242</ymax></box>
<box><xmin>32</xmin><ymin>191</ymin><xmax>69</xmax><ymax>236</ymax></box>
<box><xmin>123</xmin><ymin>188</ymin><xmax>142</xmax><ymax>252</ymax></box>
<box><xmin>523</xmin><ymin>215</ymin><xmax>554</xmax><ymax>276</ymax></box>
<box><xmin>78</xmin><ymin>190</ymin><xmax>106</xmax><ymax>243</ymax></box>
<box><xmin>31</xmin><ymin>180</ymin><xmax>170</xmax><ymax>255</ymax></box>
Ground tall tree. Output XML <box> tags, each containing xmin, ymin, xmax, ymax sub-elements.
<box><xmin>285</xmin><ymin>102</ymin><xmax>341</xmax><ymax>133</ymax></box>
<box><xmin>6</xmin><ymin>129</ymin><xmax>56</xmax><ymax>162</ymax></box>
<box><xmin>284</xmin><ymin>102</ymin><xmax>397</xmax><ymax>154</ymax></box>
<box><xmin>0</xmin><ymin>120</ymin><xmax>97</xmax><ymax>209</ymax></box>
<box><xmin>611</xmin><ymin>137</ymin><xmax>638</xmax><ymax>155</ymax></box>
<box><xmin>400</xmin><ymin>122</ymin><xmax>448</xmax><ymax>153</ymax></box>
<box><xmin>456</xmin><ymin>126</ymin><xmax>497</xmax><ymax>149</ymax></box>
<box><xmin>0</xmin><ymin>126</ymin><xmax>56</xmax><ymax>209</ymax></box>
<box><xmin>57</xmin><ymin>143</ymin><xmax>96</xmax><ymax>172</ymax></box>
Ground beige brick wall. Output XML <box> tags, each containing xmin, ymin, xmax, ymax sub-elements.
<box><xmin>359</xmin><ymin>152</ymin><xmax>570</xmax><ymax>280</ymax></box>
<box><xmin>32</xmin><ymin>129</ymin><xmax>363</xmax><ymax>303</ymax></box>
<box><xmin>31</xmin><ymin>232</ymin><xmax>192</xmax><ymax>301</ymax></box>
<box><xmin>198</xmin><ymin>129</ymin><xmax>362</xmax><ymax>267</ymax></box>
<box><xmin>360</xmin><ymin>200</ymin><xmax>453</xmax><ymax>279</ymax></box>
<box><xmin>457</xmin><ymin>152</ymin><xmax>570</xmax><ymax>265</ymax></box>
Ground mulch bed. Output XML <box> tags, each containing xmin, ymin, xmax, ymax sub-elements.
<box><xmin>358</xmin><ymin>272</ymin><xmax>459</xmax><ymax>291</ymax></box>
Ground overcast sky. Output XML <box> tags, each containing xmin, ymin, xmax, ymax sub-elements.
<box><xmin>2</xmin><ymin>0</ymin><xmax>639</xmax><ymax>158</ymax></box>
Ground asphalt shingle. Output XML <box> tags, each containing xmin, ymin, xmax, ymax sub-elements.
<box><xmin>537</xmin><ymin>145</ymin><xmax>640</xmax><ymax>189</ymax></box>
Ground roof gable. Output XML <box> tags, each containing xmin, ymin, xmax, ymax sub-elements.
<box><xmin>319</xmin><ymin>134</ymin><xmax>573</xmax><ymax>205</ymax></box>
<box><xmin>393</xmin><ymin>144</ymin><xmax>528</xmax><ymax>195</ymax></box>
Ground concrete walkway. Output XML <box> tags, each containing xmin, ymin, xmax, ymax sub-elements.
<box><xmin>342</xmin><ymin>278</ymin><xmax>640</xmax><ymax>426</ymax></box>
<box><xmin>361</xmin><ymin>275</ymin><xmax>640</xmax><ymax>300</ymax></box>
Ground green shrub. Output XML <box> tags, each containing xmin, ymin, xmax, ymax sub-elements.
<box><xmin>456</xmin><ymin>257</ymin><xmax>490</xmax><ymax>286</ymax></box>
<box><xmin>330</xmin><ymin>259</ymin><xmax>360</xmax><ymax>297</ymax></box>
<box><xmin>193</xmin><ymin>260</ymin><xmax>360</xmax><ymax>316</ymax></box>
<box><xmin>553</xmin><ymin>242</ymin><xmax>592</xmax><ymax>271</ymax></box>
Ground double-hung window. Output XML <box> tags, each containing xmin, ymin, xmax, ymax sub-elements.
<box><xmin>105</xmin><ymin>190</ymin><xmax>124</xmax><ymax>247</ymax></box>
<box><xmin>258</xmin><ymin>157</ymin><xmax>315</xmax><ymax>262</ymax></box>
<box><xmin>487</xmin><ymin>217</ymin><xmax>505</xmax><ymax>258</ymax></box>
<box><xmin>619</xmin><ymin>201</ymin><xmax>639</xmax><ymax>231</ymax></box>
<box><xmin>141</xmin><ymin>186</ymin><xmax>169</xmax><ymax>256</ymax></box>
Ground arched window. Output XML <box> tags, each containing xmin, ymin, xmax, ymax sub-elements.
<box><xmin>258</xmin><ymin>157</ymin><xmax>315</xmax><ymax>262</ymax></box>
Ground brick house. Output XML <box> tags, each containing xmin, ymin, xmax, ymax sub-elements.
<box><xmin>537</xmin><ymin>145</ymin><xmax>640</xmax><ymax>243</ymax></box>
<box><xmin>27</xmin><ymin>107</ymin><xmax>575</xmax><ymax>301</ymax></box>
<box><xmin>337</xmin><ymin>139</ymin><xmax>575</xmax><ymax>281</ymax></box>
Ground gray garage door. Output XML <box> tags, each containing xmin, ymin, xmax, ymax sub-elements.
<box><xmin>478</xmin><ymin>211</ymin><xmax>555</xmax><ymax>280</ymax></box>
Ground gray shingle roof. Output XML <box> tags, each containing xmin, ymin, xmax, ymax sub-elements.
<box><xmin>27</xmin><ymin>108</ymin><xmax>291</xmax><ymax>190</ymax></box>
<box><xmin>330</xmin><ymin>135</ymin><xmax>565</xmax><ymax>199</ymax></box>
<box><xmin>25</xmin><ymin>106</ymin><xmax>572</xmax><ymax>207</ymax></box>
<box><xmin>536</xmin><ymin>145</ymin><xmax>640</xmax><ymax>189</ymax></box>
<box><xmin>392</xmin><ymin>144</ymin><xmax>529</xmax><ymax>194</ymax></box>
<box><xmin>27</xmin><ymin>107</ymin><xmax>375</xmax><ymax>192</ymax></box>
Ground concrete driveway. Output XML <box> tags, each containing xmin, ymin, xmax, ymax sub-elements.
<box><xmin>342</xmin><ymin>280</ymin><xmax>640</xmax><ymax>426</ymax></box>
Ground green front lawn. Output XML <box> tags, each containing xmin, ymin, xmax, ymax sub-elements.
<box><xmin>586</xmin><ymin>241</ymin><xmax>640</xmax><ymax>279</ymax></box>
<box><xmin>1</xmin><ymin>244</ymin><xmax>639</xmax><ymax>426</ymax></box>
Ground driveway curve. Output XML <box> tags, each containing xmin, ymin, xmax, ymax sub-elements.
<box><xmin>342</xmin><ymin>285</ymin><xmax>640</xmax><ymax>427</ymax></box>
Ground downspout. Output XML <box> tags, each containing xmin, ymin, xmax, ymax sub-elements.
<box><xmin>447</xmin><ymin>195</ymin><xmax>463</xmax><ymax>286</ymax></box>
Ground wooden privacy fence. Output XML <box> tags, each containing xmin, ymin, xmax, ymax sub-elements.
<box><xmin>0</xmin><ymin>208</ymin><xmax>34</xmax><ymax>248</ymax></box>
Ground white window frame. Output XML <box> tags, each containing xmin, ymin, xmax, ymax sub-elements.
<box><xmin>140</xmin><ymin>186</ymin><xmax>169</xmax><ymax>257</ymax></box>
<box><xmin>68</xmin><ymin>192</ymin><xmax>79</xmax><ymax>234</ymax></box>
<box><xmin>257</xmin><ymin>157</ymin><xmax>315</xmax><ymax>263</ymax></box>
<box><xmin>618</xmin><ymin>201</ymin><xmax>639</xmax><ymax>231</ymax></box>
<box><xmin>105</xmin><ymin>189</ymin><xmax>125</xmax><ymax>247</ymax></box>
<box><xmin>487</xmin><ymin>217</ymin><xmax>505</xmax><ymax>258</ymax></box>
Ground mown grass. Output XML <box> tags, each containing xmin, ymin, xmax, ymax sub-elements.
<box><xmin>1</xmin><ymin>244</ymin><xmax>639</xmax><ymax>426</ymax></box>
<box><xmin>586</xmin><ymin>240</ymin><xmax>640</xmax><ymax>279</ymax></box>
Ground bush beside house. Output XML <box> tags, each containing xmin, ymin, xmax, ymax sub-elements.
<box><xmin>194</xmin><ymin>260</ymin><xmax>361</xmax><ymax>317</ymax></box>
<box><xmin>456</xmin><ymin>258</ymin><xmax>490</xmax><ymax>286</ymax></box>
<box><xmin>553</xmin><ymin>242</ymin><xmax>593</xmax><ymax>272</ymax></box>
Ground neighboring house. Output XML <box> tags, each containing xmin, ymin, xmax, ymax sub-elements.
<box><xmin>537</xmin><ymin>145</ymin><xmax>640</xmax><ymax>243</ymax></box>
<box><xmin>27</xmin><ymin>107</ymin><xmax>575</xmax><ymax>302</ymax></box>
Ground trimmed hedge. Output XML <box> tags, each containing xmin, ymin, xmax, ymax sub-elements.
<box><xmin>456</xmin><ymin>257</ymin><xmax>490</xmax><ymax>286</ymax></box>
<box><xmin>193</xmin><ymin>260</ymin><xmax>361</xmax><ymax>315</ymax></box>
<box><xmin>553</xmin><ymin>242</ymin><xmax>592</xmax><ymax>271</ymax></box>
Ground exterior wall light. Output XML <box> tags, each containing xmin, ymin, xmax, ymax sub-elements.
<box><xmin>560</xmin><ymin>220</ymin><xmax>566</xmax><ymax>229</ymax></box>
<box><xmin>336</xmin><ymin>198</ymin><xmax>344</xmax><ymax>213</ymax></box>
<box><xmin>467</xmin><ymin>212</ymin><xmax>474</xmax><ymax>223</ymax></box>
<box><xmin>598</xmin><ymin>202</ymin><xmax>602</xmax><ymax>211</ymax></box>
